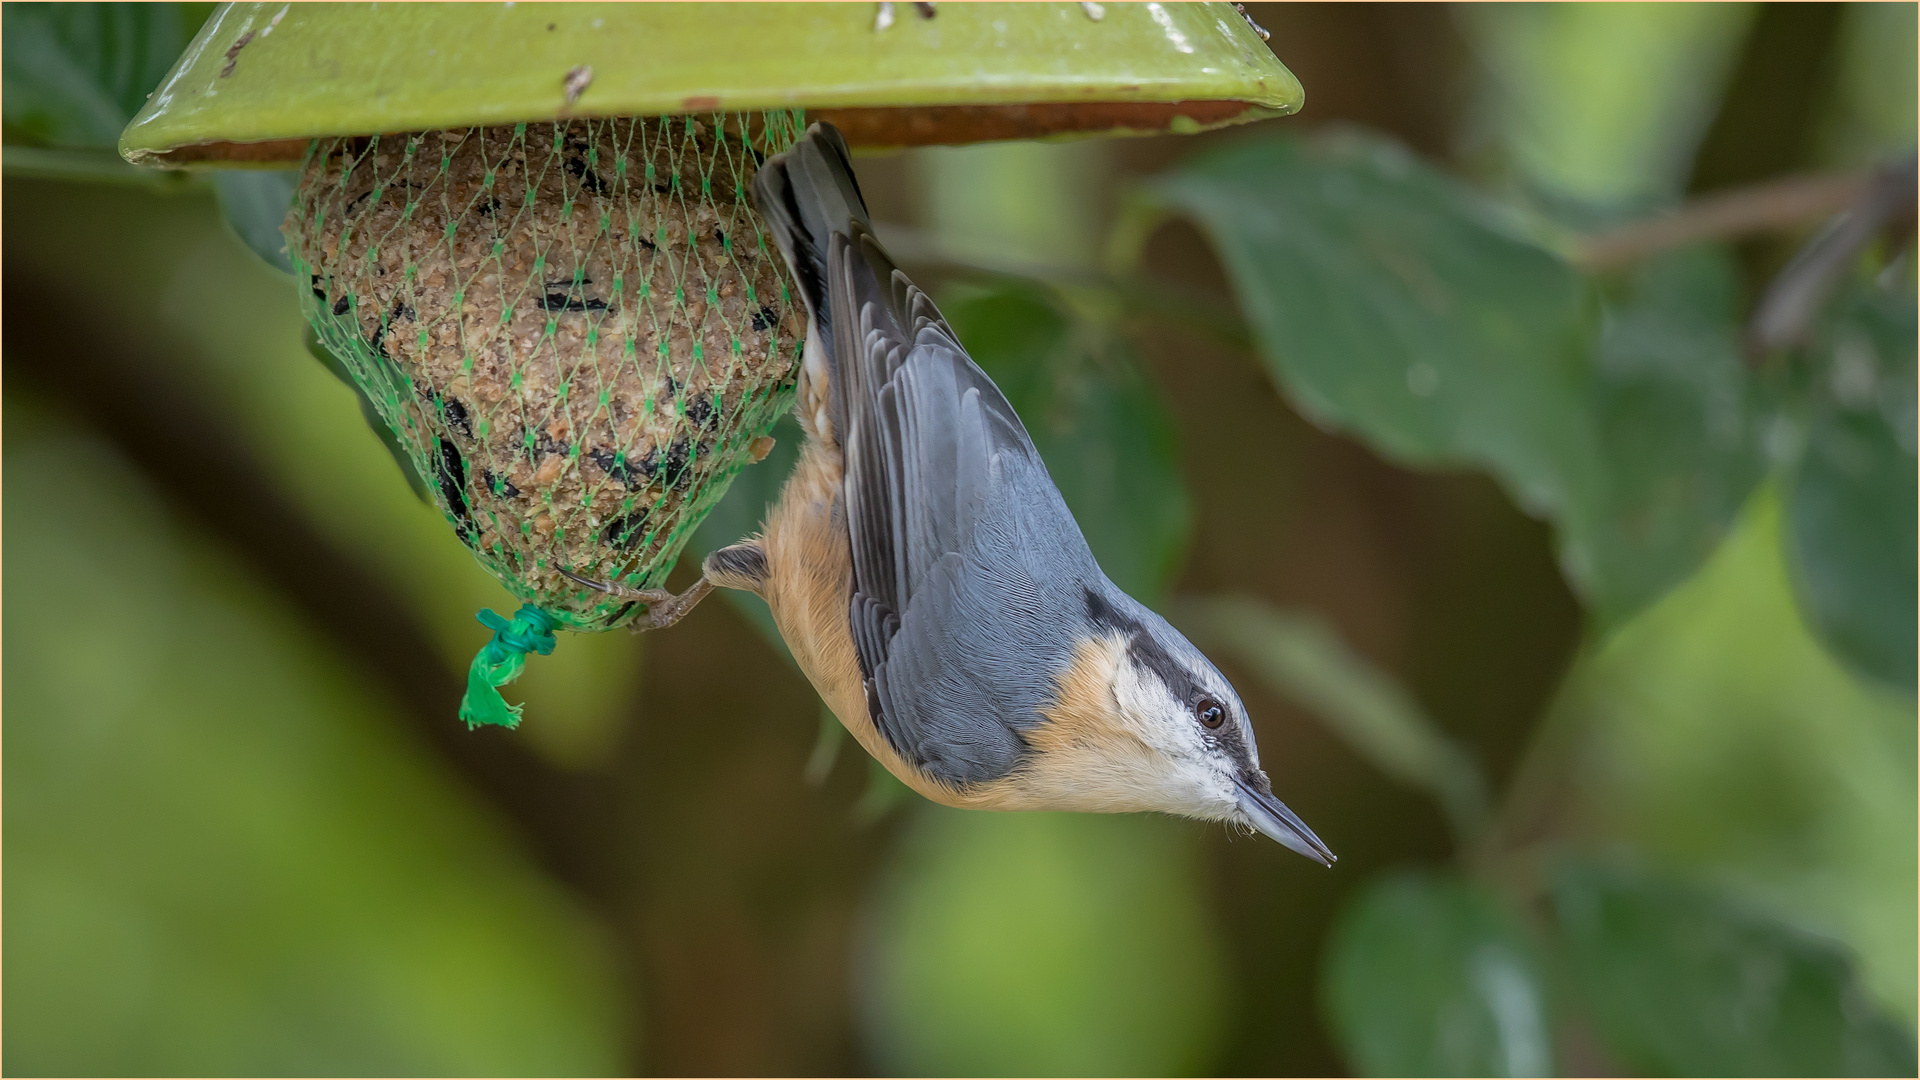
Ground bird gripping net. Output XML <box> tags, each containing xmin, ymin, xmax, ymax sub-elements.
<box><xmin>283</xmin><ymin>112</ymin><xmax>808</xmax><ymax>727</ymax></box>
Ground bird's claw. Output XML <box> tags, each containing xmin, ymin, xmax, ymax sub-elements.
<box><xmin>557</xmin><ymin>568</ymin><xmax>712</xmax><ymax>631</ymax></box>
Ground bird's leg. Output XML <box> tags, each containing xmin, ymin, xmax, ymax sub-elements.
<box><xmin>624</xmin><ymin>576</ymin><xmax>714</xmax><ymax>631</ymax></box>
<box><xmin>557</xmin><ymin>568</ymin><xmax>715</xmax><ymax>631</ymax></box>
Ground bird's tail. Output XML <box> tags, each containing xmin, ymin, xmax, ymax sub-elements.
<box><xmin>750</xmin><ymin>122</ymin><xmax>871</xmax><ymax>328</ymax></box>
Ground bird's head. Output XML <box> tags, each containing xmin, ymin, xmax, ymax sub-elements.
<box><xmin>992</xmin><ymin>586</ymin><xmax>1335</xmax><ymax>865</ymax></box>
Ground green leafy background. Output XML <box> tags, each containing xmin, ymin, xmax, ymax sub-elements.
<box><xmin>5</xmin><ymin>2</ymin><xmax>1913</xmax><ymax>1076</ymax></box>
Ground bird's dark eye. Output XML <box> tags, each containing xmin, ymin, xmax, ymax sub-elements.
<box><xmin>1196</xmin><ymin>696</ymin><xmax>1226</xmax><ymax>729</ymax></box>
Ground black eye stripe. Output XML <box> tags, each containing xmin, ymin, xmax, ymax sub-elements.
<box><xmin>1084</xmin><ymin>588</ymin><xmax>1202</xmax><ymax>703</ymax></box>
<box><xmin>1084</xmin><ymin>586</ymin><xmax>1253</xmax><ymax>756</ymax></box>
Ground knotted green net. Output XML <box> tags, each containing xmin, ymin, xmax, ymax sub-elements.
<box><xmin>283</xmin><ymin>111</ymin><xmax>807</xmax><ymax>727</ymax></box>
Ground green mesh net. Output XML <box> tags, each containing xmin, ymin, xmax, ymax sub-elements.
<box><xmin>283</xmin><ymin>112</ymin><xmax>807</xmax><ymax>727</ymax></box>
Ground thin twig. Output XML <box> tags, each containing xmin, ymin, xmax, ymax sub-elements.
<box><xmin>1748</xmin><ymin>153</ymin><xmax>1918</xmax><ymax>356</ymax></box>
<box><xmin>1573</xmin><ymin>168</ymin><xmax>1876</xmax><ymax>270</ymax></box>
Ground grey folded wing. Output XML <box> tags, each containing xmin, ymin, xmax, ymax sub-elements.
<box><xmin>828</xmin><ymin>227</ymin><xmax>1100</xmax><ymax>786</ymax></box>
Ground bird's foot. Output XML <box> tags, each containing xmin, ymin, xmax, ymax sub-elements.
<box><xmin>557</xmin><ymin>568</ymin><xmax>714</xmax><ymax>631</ymax></box>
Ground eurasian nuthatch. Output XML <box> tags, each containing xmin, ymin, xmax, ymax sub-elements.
<box><xmin>630</xmin><ymin>122</ymin><xmax>1333</xmax><ymax>865</ymax></box>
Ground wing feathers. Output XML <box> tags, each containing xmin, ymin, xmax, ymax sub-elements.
<box><xmin>755</xmin><ymin>124</ymin><xmax>1102</xmax><ymax>787</ymax></box>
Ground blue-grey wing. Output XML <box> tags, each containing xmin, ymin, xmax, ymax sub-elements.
<box><xmin>827</xmin><ymin>227</ymin><xmax>1101</xmax><ymax>785</ymax></box>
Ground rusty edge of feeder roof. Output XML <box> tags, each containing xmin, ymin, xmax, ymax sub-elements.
<box><xmin>120</xmin><ymin>1</ymin><xmax>1304</xmax><ymax>169</ymax></box>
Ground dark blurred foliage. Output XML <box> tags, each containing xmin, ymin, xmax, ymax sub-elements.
<box><xmin>4</xmin><ymin>3</ymin><xmax>1914</xmax><ymax>1076</ymax></box>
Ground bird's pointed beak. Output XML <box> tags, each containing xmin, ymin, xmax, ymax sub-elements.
<box><xmin>1234</xmin><ymin>775</ymin><xmax>1336</xmax><ymax>866</ymax></box>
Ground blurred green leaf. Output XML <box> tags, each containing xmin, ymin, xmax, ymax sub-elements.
<box><xmin>1</xmin><ymin>143</ymin><xmax>200</xmax><ymax>187</ymax></box>
<box><xmin>3</xmin><ymin>401</ymin><xmax>626</xmax><ymax>1076</ymax></box>
<box><xmin>943</xmin><ymin>279</ymin><xmax>1192</xmax><ymax>604</ymax></box>
<box><xmin>1147</xmin><ymin>128</ymin><xmax>1600</xmax><ymax>552</ymax></box>
<box><xmin>1562</xmin><ymin>483</ymin><xmax>1918</xmax><ymax>1022</ymax></box>
<box><xmin>1820</xmin><ymin>4</ymin><xmax>1920</xmax><ymax>170</ymax></box>
<box><xmin>1456</xmin><ymin>4</ymin><xmax>1754</xmax><ymax>203</ymax></box>
<box><xmin>1148</xmin><ymin>130</ymin><xmax>1784</xmax><ymax>632</ymax></box>
<box><xmin>1782</xmin><ymin>275</ymin><xmax>1918</xmax><ymax>691</ymax></box>
<box><xmin>214</xmin><ymin>169</ymin><xmax>300</xmax><ymax>275</ymax></box>
<box><xmin>1586</xmin><ymin>245</ymin><xmax>1766</xmax><ymax>625</ymax></box>
<box><xmin>1323</xmin><ymin>872</ymin><xmax>1553</xmax><ymax>1077</ymax></box>
<box><xmin>2</xmin><ymin>3</ymin><xmax>197</xmax><ymax>150</ymax></box>
<box><xmin>860</xmin><ymin>808</ymin><xmax>1226</xmax><ymax>1076</ymax></box>
<box><xmin>1176</xmin><ymin>594</ymin><xmax>1489</xmax><ymax>848</ymax></box>
<box><xmin>1553</xmin><ymin>859</ymin><xmax>1917</xmax><ymax>1076</ymax></box>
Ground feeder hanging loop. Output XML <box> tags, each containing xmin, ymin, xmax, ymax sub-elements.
<box><xmin>459</xmin><ymin>603</ymin><xmax>559</xmax><ymax>730</ymax></box>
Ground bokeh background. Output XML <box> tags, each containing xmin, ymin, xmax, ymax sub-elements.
<box><xmin>4</xmin><ymin>2</ymin><xmax>1915</xmax><ymax>1075</ymax></box>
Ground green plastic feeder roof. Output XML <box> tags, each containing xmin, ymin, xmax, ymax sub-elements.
<box><xmin>119</xmin><ymin>1</ymin><xmax>1302</xmax><ymax>168</ymax></box>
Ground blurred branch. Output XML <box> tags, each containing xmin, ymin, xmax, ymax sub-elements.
<box><xmin>1573</xmin><ymin>168</ymin><xmax>1877</xmax><ymax>271</ymax></box>
<box><xmin>874</xmin><ymin>220</ymin><xmax>1255</xmax><ymax>351</ymax></box>
<box><xmin>1174</xmin><ymin>594</ymin><xmax>1492</xmax><ymax>853</ymax></box>
<box><xmin>1</xmin><ymin>277</ymin><xmax>630</xmax><ymax>909</ymax></box>
<box><xmin>1747</xmin><ymin>154</ymin><xmax>1918</xmax><ymax>356</ymax></box>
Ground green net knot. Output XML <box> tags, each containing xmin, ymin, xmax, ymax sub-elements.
<box><xmin>458</xmin><ymin>603</ymin><xmax>559</xmax><ymax>730</ymax></box>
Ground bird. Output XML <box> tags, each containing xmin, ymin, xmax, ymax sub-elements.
<box><xmin>627</xmin><ymin>121</ymin><xmax>1333</xmax><ymax>865</ymax></box>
